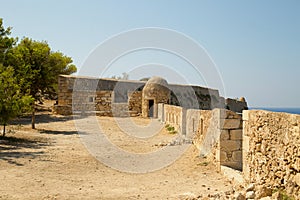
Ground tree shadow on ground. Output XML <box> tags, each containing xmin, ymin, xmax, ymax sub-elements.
<box><xmin>11</xmin><ymin>113</ymin><xmax>75</xmax><ymax>125</ymax></box>
<box><xmin>0</xmin><ymin>136</ymin><xmax>49</xmax><ymax>166</ymax></box>
<box><xmin>39</xmin><ymin>129</ymin><xmax>79</xmax><ymax>135</ymax></box>
<box><xmin>0</xmin><ymin>151</ymin><xmax>44</xmax><ymax>166</ymax></box>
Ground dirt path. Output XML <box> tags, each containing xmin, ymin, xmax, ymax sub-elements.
<box><xmin>0</xmin><ymin>113</ymin><xmax>233</xmax><ymax>199</ymax></box>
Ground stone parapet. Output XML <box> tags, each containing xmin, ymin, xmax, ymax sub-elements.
<box><xmin>243</xmin><ymin>110</ymin><xmax>300</xmax><ymax>199</ymax></box>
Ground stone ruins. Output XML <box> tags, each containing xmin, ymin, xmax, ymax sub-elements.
<box><xmin>55</xmin><ymin>75</ymin><xmax>299</xmax><ymax>199</ymax></box>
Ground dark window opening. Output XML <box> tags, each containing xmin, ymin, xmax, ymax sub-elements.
<box><xmin>88</xmin><ymin>96</ymin><xmax>95</xmax><ymax>103</ymax></box>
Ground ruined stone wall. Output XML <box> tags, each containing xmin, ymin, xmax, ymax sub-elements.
<box><xmin>243</xmin><ymin>110</ymin><xmax>300</xmax><ymax>199</ymax></box>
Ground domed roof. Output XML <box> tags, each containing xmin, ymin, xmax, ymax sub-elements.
<box><xmin>145</xmin><ymin>76</ymin><xmax>168</xmax><ymax>88</ymax></box>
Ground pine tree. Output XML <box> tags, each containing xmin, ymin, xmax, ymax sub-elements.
<box><xmin>0</xmin><ymin>65</ymin><xmax>33</xmax><ymax>136</ymax></box>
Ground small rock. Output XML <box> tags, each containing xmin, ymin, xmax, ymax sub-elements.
<box><xmin>294</xmin><ymin>173</ymin><xmax>300</xmax><ymax>186</ymax></box>
<box><xmin>177</xmin><ymin>192</ymin><xmax>196</xmax><ymax>199</ymax></box>
<box><xmin>256</xmin><ymin>186</ymin><xmax>272</xmax><ymax>198</ymax></box>
<box><xmin>260</xmin><ymin>197</ymin><xmax>271</xmax><ymax>200</ymax></box>
<box><xmin>272</xmin><ymin>191</ymin><xmax>283</xmax><ymax>200</ymax></box>
<box><xmin>233</xmin><ymin>192</ymin><xmax>245</xmax><ymax>200</ymax></box>
<box><xmin>246</xmin><ymin>183</ymin><xmax>255</xmax><ymax>192</ymax></box>
<box><xmin>246</xmin><ymin>191</ymin><xmax>255</xmax><ymax>199</ymax></box>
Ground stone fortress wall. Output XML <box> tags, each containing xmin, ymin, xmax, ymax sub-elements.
<box><xmin>54</xmin><ymin>75</ymin><xmax>247</xmax><ymax>116</ymax></box>
<box><xmin>160</xmin><ymin>105</ymin><xmax>300</xmax><ymax>199</ymax></box>
<box><xmin>54</xmin><ymin>74</ymin><xmax>299</xmax><ymax>198</ymax></box>
<box><xmin>159</xmin><ymin>106</ymin><xmax>300</xmax><ymax>199</ymax></box>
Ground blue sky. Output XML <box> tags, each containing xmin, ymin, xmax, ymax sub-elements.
<box><xmin>1</xmin><ymin>0</ymin><xmax>299</xmax><ymax>107</ymax></box>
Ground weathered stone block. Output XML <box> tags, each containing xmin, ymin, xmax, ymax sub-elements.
<box><xmin>222</xmin><ymin>161</ymin><xmax>242</xmax><ymax>171</ymax></box>
<box><xmin>220</xmin><ymin>151</ymin><xmax>227</xmax><ymax>162</ymax></box>
<box><xmin>215</xmin><ymin>149</ymin><xmax>220</xmax><ymax>163</ymax></box>
<box><xmin>294</xmin><ymin>173</ymin><xmax>300</xmax><ymax>186</ymax></box>
<box><xmin>221</xmin><ymin>140</ymin><xmax>242</xmax><ymax>151</ymax></box>
<box><xmin>232</xmin><ymin>151</ymin><xmax>242</xmax><ymax>162</ymax></box>
<box><xmin>220</xmin><ymin>130</ymin><xmax>229</xmax><ymax>140</ymax></box>
<box><xmin>230</xmin><ymin>129</ymin><xmax>243</xmax><ymax>140</ymax></box>
<box><xmin>242</xmin><ymin>110</ymin><xmax>249</xmax><ymax>121</ymax></box>
<box><xmin>221</xmin><ymin>119</ymin><xmax>241</xmax><ymax>129</ymax></box>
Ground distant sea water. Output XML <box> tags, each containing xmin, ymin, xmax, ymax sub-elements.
<box><xmin>250</xmin><ymin>107</ymin><xmax>300</xmax><ymax>115</ymax></box>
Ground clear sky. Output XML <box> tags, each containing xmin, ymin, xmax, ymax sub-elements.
<box><xmin>0</xmin><ymin>0</ymin><xmax>299</xmax><ymax>107</ymax></box>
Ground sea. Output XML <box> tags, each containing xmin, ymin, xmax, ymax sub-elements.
<box><xmin>250</xmin><ymin>107</ymin><xmax>300</xmax><ymax>115</ymax></box>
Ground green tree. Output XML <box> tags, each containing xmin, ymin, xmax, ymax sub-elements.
<box><xmin>7</xmin><ymin>38</ymin><xmax>77</xmax><ymax>129</ymax></box>
<box><xmin>0</xmin><ymin>18</ymin><xmax>17</xmax><ymax>65</ymax></box>
<box><xmin>0</xmin><ymin>65</ymin><xmax>33</xmax><ymax>137</ymax></box>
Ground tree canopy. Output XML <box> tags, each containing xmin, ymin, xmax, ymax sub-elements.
<box><xmin>6</xmin><ymin>38</ymin><xmax>77</xmax><ymax>101</ymax></box>
<box><xmin>0</xmin><ymin>18</ymin><xmax>77</xmax><ymax>131</ymax></box>
<box><xmin>0</xmin><ymin>65</ymin><xmax>33</xmax><ymax>136</ymax></box>
<box><xmin>0</xmin><ymin>18</ymin><xmax>16</xmax><ymax>64</ymax></box>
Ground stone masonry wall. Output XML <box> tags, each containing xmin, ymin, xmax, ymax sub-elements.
<box><xmin>95</xmin><ymin>91</ymin><xmax>113</xmax><ymax>116</ymax></box>
<box><xmin>111</xmin><ymin>103</ymin><xmax>130</xmax><ymax>117</ymax></box>
<box><xmin>243</xmin><ymin>110</ymin><xmax>300</xmax><ymax>199</ymax></box>
<box><xmin>163</xmin><ymin>104</ymin><xmax>185</xmax><ymax>134</ymax></box>
<box><xmin>191</xmin><ymin>109</ymin><xmax>243</xmax><ymax>171</ymax></box>
<box><xmin>55</xmin><ymin>75</ymin><xmax>248</xmax><ymax>116</ymax></box>
<box><xmin>217</xmin><ymin>109</ymin><xmax>243</xmax><ymax>171</ymax></box>
<box><xmin>54</xmin><ymin>75</ymin><xmax>73</xmax><ymax>115</ymax></box>
<box><xmin>192</xmin><ymin>109</ymin><xmax>215</xmax><ymax>157</ymax></box>
<box><xmin>128</xmin><ymin>91</ymin><xmax>142</xmax><ymax>116</ymax></box>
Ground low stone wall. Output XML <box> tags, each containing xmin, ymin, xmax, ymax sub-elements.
<box><xmin>243</xmin><ymin>110</ymin><xmax>300</xmax><ymax>199</ymax></box>
<box><xmin>157</xmin><ymin>103</ymin><xmax>164</xmax><ymax>122</ymax></box>
<box><xmin>191</xmin><ymin>109</ymin><xmax>243</xmax><ymax>171</ymax></box>
<box><xmin>186</xmin><ymin>109</ymin><xmax>202</xmax><ymax>139</ymax></box>
<box><xmin>193</xmin><ymin>109</ymin><xmax>216</xmax><ymax>158</ymax></box>
<box><xmin>163</xmin><ymin>104</ymin><xmax>185</xmax><ymax>134</ymax></box>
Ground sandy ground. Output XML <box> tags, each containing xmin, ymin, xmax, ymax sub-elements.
<box><xmin>0</xmin><ymin>106</ymin><xmax>233</xmax><ymax>199</ymax></box>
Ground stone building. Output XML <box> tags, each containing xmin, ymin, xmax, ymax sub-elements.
<box><xmin>141</xmin><ymin>77</ymin><xmax>170</xmax><ymax>118</ymax></box>
<box><xmin>54</xmin><ymin>75</ymin><xmax>247</xmax><ymax>117</ymax></box>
